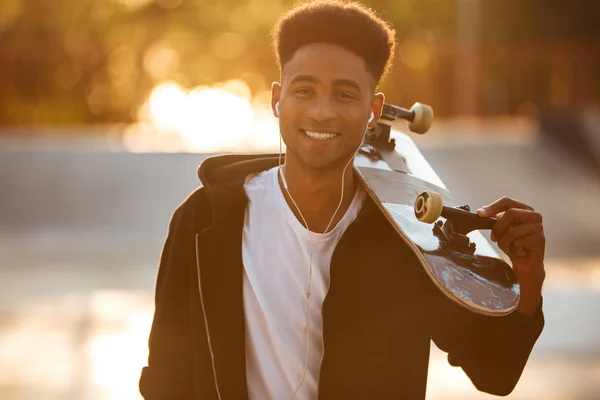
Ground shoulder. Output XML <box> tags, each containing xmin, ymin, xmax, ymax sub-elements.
<box><xmin>169</xmin><ymin>186</ymin><xmax>211</xmax><ymax>233</ymax></box>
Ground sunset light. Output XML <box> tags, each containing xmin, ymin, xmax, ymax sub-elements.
<box><xmin>2</xmin><ymin>1</ymin><xmax>600</xmax><ymax>399</ymax></box>
<box><xmin>127</xmin><ymin>79</ymin><xmax>281</xmax><ymax>153</ymax></box>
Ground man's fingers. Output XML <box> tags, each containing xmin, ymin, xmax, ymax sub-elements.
<box><xmin>477</xmin><ymin>196</ymin><xmax>534</xmax><ymax>217</ymax></box>
<box><xmin>496</xmin><ymin>223</ymin><xmax>545</xmax><ymax>254</ymax></box>
<box><xmin>497</xmin><ymin>223</ymin><xmax>536</xmax><ymax>252</ymax></box>
<box><xmin>491</xmin><ymin>208</ymin><xmax>543</xmax><ymax>242</ymax></box>
<box><xmin>512</xmin><ymin>236</ymin><xmax>545</xmax><ymax>253</ymax></box>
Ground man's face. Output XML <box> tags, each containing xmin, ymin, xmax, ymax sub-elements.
<box><xmin>272</xmin><ymin>43</ymin><xmax>384</xmax><ymax>171</ymax></box>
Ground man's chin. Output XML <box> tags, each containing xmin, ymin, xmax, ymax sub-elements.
<box><xmin>298</xmin><ymin>154</ymin><xmax>355</xmax><ymax>172</ymax></box>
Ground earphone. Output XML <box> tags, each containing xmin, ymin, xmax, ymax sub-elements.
<box><xmin>275</xmin><ymin>100</ymin><xmax>372</xmax><ymax>399</ymax></box>
<box><xmin>280</xmin><ymin>154</ymin><xmax>357</xmax><ymax>400</ymax></box>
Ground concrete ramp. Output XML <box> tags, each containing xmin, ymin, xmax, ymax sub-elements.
<box><xmin>0</xmin><ymin>146</ymin><xmax>207</xmax><ymax>234</ymax></box>
<box><xmin>1</xmin><ymin>136</ymin><xmax>599</xmax><ymax>260</ymax></box>
<box><xmin>540</xmin><ymin>110</ymin><xmax>600</xmax><ymax>176</ymax></box>
<box><xmin>418</xmin><ymin>138</ymin><xmax>600</xmax><ymax>259</ymax></box>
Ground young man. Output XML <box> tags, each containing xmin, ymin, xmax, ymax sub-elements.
<box><xmin>139</xmin><ymin>2</ymin><xmax>545</xmax><ymax>399</ymax></box>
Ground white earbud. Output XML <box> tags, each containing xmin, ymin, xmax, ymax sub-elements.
<box><xmin>368</xmin><ymin>111</ymin><xmax>374</xmax><ymax>124</ymax></box>
<box><xmin>275</xmin><ymin>102</ymin><xmax>280</xmax><ymax>117</ymax></box>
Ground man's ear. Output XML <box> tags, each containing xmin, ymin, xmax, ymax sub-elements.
<box><xmin>271</xmin><ymin>82</ymin><xmax>281</xmax><ymax>118</ymax></box>
<box><xmin>371</xmin><ymin>92</ymin><xmax>385</xmax><ymax>125</ymax></box>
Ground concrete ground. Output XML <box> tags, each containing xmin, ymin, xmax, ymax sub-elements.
<box><xmin>1</xmin><ymin>126</ymin><xmax>599</xmax><ymax>399</ymax></box>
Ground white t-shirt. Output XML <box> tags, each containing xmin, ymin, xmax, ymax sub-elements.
<box><xmin>242</xmin><ymin>166</ymin><xmax>365</xmax><ymax>400</ymax></box>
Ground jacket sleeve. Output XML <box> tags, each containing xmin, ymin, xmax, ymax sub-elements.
<box><xmin>139</xmin><ymin>192</ymin><xmax>206</xmax><ymax>399</ymax></box>
<box><xmin>430</xmin><ymin>291</ymin><xmax>544</xmax><ymax>396</ymax></box>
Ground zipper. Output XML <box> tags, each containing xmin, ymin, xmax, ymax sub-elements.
<box><xmin>195</xmin><ymin>233</ymin><xmax>223</xmax><ymax>400</ymax></box>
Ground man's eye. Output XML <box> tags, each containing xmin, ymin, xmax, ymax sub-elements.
<box><xmin>295</xmin><ymin>88</ymin><xmax>312</xmax><ymax>95</ymax></box>
<box><xmin>336</xmin><ymin>92</ymin><xmax>354</xmax><ymax>99</ymax></box>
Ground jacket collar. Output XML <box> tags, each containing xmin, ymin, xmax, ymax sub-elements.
<box><xmin>197</xmin><ymin>153</ymin><xmax>283</xmax><ymax>230</ymax></box>
<box><xmin>197</xmin><ymin>153</ymin><xmax>379</xmax><ymax>229</ymax></box>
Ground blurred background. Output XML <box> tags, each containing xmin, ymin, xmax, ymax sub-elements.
<box><xmin>1</xmin><ymin>0</ymin><xmax>599</xmax><ymax>399</ymax></box>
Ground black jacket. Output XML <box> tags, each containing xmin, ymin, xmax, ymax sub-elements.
<box><xmin>139</xmin><ymin>154</ymin><xmax>544</xmax><ymax>399</ymax></box>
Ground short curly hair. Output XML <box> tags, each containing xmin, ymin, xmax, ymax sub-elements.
<box><xmin>271</xmin><ymin>1</ymin><xmax>396</xmax><ymax>84</ymax></box>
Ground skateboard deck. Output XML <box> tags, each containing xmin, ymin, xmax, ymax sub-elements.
<box><xmin>354</xmin><ymin>106</ymin><xmax>520</xmax><ymax>316</ymax></box>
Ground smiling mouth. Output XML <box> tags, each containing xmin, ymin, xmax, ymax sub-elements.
<box><xmin>302</xmin><ymin>130</ymin><xmax>339</xmax><ymax>140</ymax></box>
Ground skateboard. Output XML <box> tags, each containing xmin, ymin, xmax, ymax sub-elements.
<box><xmin>354</xmin><ymin>103</ymin><xmax>520</xmax><ymax>316</ymax></box>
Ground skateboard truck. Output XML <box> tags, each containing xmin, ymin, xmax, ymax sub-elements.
<box><xmin>365</xmin><ymin>103</ymin><xmax>434</xmax><ymax>150</ymax></box>
<box><xmin>414</xmin><ymin>191</ymin><xmax>496</xmax><ymax>255</ymax></box>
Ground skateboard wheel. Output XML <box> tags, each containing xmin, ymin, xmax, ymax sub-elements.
<box><xmin>409</xmin><ymin>102</ymin><xmax>434</xmax><ymax>134</ymax></box>
<box><xmin>414</xmin><ymin>191</ymin><xmax>443</xmax><ymax>223</ymax></box>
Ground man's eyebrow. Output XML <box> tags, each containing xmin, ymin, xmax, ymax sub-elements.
<box><xmin>332</xmin><ymin>78</ymin><xmax>362</xmax><ymax>93</ymax></box>
<box><xmin>288</xmin><ymin>75</ymin><xmax>362</xmax><ymax>92</ymax></box>
<box><xmin>289</xmin><ymin>74</ymin><xmax>319</xmax><ymax>85</ymax></box>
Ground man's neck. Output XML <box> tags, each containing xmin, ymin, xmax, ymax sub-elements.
<box><xmin>278</xmin><ymin>162</ymin><xmax>357</xmax><ymax>234</ymax></box>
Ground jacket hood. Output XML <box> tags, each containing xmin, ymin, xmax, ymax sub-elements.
<box><xmin>195</xmin><ymin>153</ymin><xmax>284</xmax><ymax>230</ymax></box>
<box><xmin>197</xmin><ymin>153</ymin><xmax>283</xmax><ymax>188</ymax></box>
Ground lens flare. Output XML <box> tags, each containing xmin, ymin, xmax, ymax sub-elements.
<box><xmin>130</xmin><ymin>79</ymin><xmax>280</xmax><ymax>153</ymax></box>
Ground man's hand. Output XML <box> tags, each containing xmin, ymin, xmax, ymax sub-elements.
<box><xmin>477</xmin><ymin>197</ymin><xmax>546</xmax><ymax>317</ymax></box>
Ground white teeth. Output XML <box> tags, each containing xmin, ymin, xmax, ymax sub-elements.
<box><xmin>304</xmin><ymin>130</ymin><xmax>337</xmax><ymax>140</ymax></box>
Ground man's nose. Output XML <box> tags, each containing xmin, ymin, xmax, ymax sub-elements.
<box><xmin>306</xmin><ymin>97</ymin><xmax>337</xmax><ymax>122</ymax></box>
